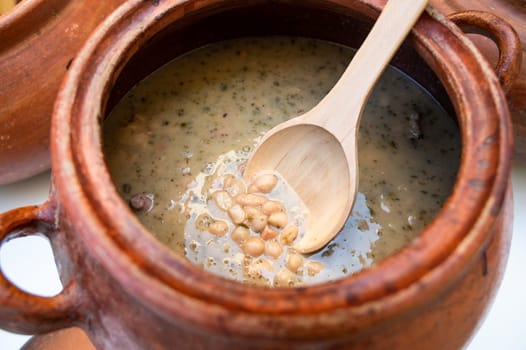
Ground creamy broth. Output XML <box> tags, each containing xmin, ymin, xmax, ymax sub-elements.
<box><xmin>104</xmin><ymin>37</ymin><xmax>460</xmax><ymax>286</ymax></box>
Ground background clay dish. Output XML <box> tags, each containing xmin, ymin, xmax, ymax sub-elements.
<box><xmin>0</xmin><ymin>0</ymin><xmax>125</xmax><ymax>185</ymax></box>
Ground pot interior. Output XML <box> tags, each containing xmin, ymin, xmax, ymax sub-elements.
<box><xmin>100</xmin><ymin>0</ymin><xmax>462</xmax><ymax>287</ymax></box>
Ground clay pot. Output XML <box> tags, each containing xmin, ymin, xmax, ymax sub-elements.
<box><xmin>0</xmin><ymin>0</ymin><xmax>126</xmax><ymax>185</ymax></box>
<box><xmin>0</xmin><ymin>0</ymin><xmax>518</xmax><ymax>349</ymax></box>
<box><xmin>430</xmin><ymin>0</ymin><xmax>526</xmax><ymax>160</ymax></box>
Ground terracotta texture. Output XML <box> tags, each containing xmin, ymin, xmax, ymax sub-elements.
<box><xmin>431</xmin><ymin>0</ymin><xmax>526</xmax><ymax>160</ymax></box>
<box><xmin>0</xmin><ymin>0</ymin><xmax>518</xmax><ymax>349</ymax></box>
<box><xmin>0</xmin><ymin>0</ymin><xmax>125</xmax><ymax>185</ymax></box>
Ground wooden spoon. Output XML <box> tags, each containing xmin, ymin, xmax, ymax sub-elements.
<box><xmin>244</xmin><ymin>0</ymin><xmax>428</xmax><ymax>253</ymax></box>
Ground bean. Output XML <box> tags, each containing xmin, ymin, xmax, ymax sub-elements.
<box><xmin>250</xmin><ymin>174</ymin><xmax>278</xmax><ymax>193</ymax></box>
<box><xmin>195</xmin><ymin>213</ymin><xmax>214</xmax><ymax>231</ymax></box>
<box><xmin>274</xmin><ymin>269</ymin><xmax>296</xmax><ymax>287</ymax></box>
<box><xmin>286</xmin><ymin>253</ymin><xmax>303</xmax><ymax>273</ymax></box>
<box><xmin>250</xmin><ymin>214</ymin><xmax>268</xmax><ymax>232</ymax></box>
<box><xmin>262</xmin><ymin>200</ymin><xmax>284</xmax><ymax>215</ymax></box>
<box><xmin>208</xmin><ymin>220</ymin><xmax>229</xmax><ymax>236</ymax></box>
<box><xmin>306</xmin><ymin>261</ymin><xmax>324</xmax><ymax>276</ymax></box>
<box><xmin>235</xmin><ymin>193</ymin><xmax>267</xmax><ymax>207</ymax></box>
<box><xmin>261</xmin><ymin>226</ymin><xmax>278</xmax><ymax>240</ymax></box>
<box><xmin>228</xmin><ymin>204</ymin><xmax>246</xmax><ymax>224</ymax></box>
<box><xmin>223</xmin><ymin>174</ymin><xmax>245</xmax><ymax>196</ymax></box>
<box><xmin>280</xmin><ymin>224</ymin><xmax>299</xmax><ymax>245</ymax></box>
<box><xmin>264</xmin><ymin>240</ymin><xmax>283</xmax><ymax>259</ymax></box>
<box><xmin>244</xmin><ymin>207</ymin><xmax>267</xmax><ymax>232</ymax></box>
<box><xmin>244</xmin><ymin>206</ymin><xmax>262</xmax><ymax>219</ymax></box>
<box><xmin>212</xmin><ymin>190</ymin><xmax>233</xmax><ymax>211</ymax></box>
<box><xmin>231</xmin><ymin>226</ymin><xmax>250</xmax><ymax>243</ymax></box>
<box><xmin>242</xmin><ymin>237</ymin><xmax>265</xmax><ymax>257</ymax></box>
<box><xmin>268</xmin><ymin>211</ymin><xmax>288</xmax><ymax>228</ymax></box>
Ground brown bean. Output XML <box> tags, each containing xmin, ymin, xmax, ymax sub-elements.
<box><xmin>244</xmin><ymin>207</ymin><xmax>267</xmax><ymax>232</ymax></box>
<box><xmin>264</xmin><ymin>240</ymin><xmax>283</xmax><ymax>259</ymax></box>
<box><xmin>261</xmin><ymin>200</ymin><xmax>284</xmax><ymax>215</ymax></box>
<box><xmin>268</xmin><ymin>211</ymin><xmax>288</xmax><ymax>228</ymax></box>
<box><xmin>227</xmin><ymin>204</ymin><xmax>246</xmax><ymax>224</ymax></box>
<box><xmin>250</xmin><ymin>214</ymin><xmax>268</xmax><ymax>232</ymax></box>
<box><xmin>242</xmin><ymin>237</ymin><xmax>265</xmax><ymax>257</ymax></box>
<box><xmin>244</xmin><ymin>206</ymin><xmax>262</xmax><ymax>219</ymax></box>
<box><xmin>195</xmin><ymin>213</ymin><xmax>213</xmax><ymax>231</ymax></box>
<box><xmin>250</xmin><ymin>174</ymin><xmax>278</xmax><ymax>193</ymax></box>
<box><xmin>261</xmin><ymin>226</ymin><xmax>278</xmax><ymax>240</ymax></box>
<box><xmin>223</xmin><ymin>174</ymin><xmax>245</xmax><ymax>197</ymax></box>
<box><xmin>235</xmin><ymin>193</ymin><xmax>267</xmax><ymax>207</ymax></box>
<box><xmin>286</xmin><ymin>253</ymin><xmax>304</xmax><ymax>273</ymax></box>
<box><xmin>243</xmin><ymin>206</ymin><xmax>263</xmax><ymax>220</ymax></box>
<box><xmin>231</xmin><ymin>226</ymin><xmax>250</xmax><ymax>243</ymax></box>
<box><xmin>280</xmin><ymin>224</ymin><xmax>299</xmax><ymax>245</ymax></box>
<box><xmin>212</xmin><ymin>190</ymin><xmax>233</xmax><ymax>211</ymax></box>
<box><xmin>208</xmin><ymin>220</ymin><xmax>229</xmax><ymax>236</ymax></box>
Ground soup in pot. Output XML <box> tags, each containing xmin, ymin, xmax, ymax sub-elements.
<box><xmin>104</xmin><ymin>37</ymin><xmax>460</xmax><ymax>287</ymax></box>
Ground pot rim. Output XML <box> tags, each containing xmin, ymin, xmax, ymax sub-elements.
<box><xmin>51</xmin><ymin>0</ymin><xmax>512</xmax><ymax>318</ymax></box>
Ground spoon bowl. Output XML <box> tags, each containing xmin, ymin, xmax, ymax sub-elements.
<box><xmin>244</xmin><ymin>0</ymin><xmax>429</xmax><ymax>253</ymax></box>
<box><xmin>245</xmin><ymin>122</ymin><xmax>353</xmax><ymax>253</ymax></box>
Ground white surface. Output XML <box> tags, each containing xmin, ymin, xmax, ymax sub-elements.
<box><xmin>0</xmin><ymin>164</ymin><xmax>525</xmax><ymax>349</ymax></box>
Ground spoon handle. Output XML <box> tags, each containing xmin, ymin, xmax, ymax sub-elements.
<box><xmin>308</xmin><ymin>0</ymin><xmax>428</xmax><ymax>146</ymax></box>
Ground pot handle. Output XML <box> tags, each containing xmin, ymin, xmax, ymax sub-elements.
<box><xmin>448</xmin><ymin>10</ymin><xmax>522</xmax><ymax>94</ymax></box>
<box><xmin>0</xmin><ymin>202</ymin><xmax>84</xmax><ymax>334</ymax></box>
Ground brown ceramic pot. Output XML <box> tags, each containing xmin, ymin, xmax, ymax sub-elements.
<box><xmin>0</xmin><ymin>0</ymin><xmax>126</xmax><ymax>185</ymax></box>
<box><xmin>0</xmin><ymin>0</ymin><xmax>519</xmax><ymax>349</ymax></box>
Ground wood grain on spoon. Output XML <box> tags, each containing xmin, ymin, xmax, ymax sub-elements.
<box><xmin>244</xmin><ymin>0</ymin><xmax>428</xmax><ymax>253</ymax></box>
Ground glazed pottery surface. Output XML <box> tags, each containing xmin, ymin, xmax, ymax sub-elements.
<box><xmin>0</xmin><ymin>0</ymin><xmax>518</xmax><ymax>349</ymax></box>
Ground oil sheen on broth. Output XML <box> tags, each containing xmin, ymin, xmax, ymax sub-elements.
<box><xmin>104</xmin><ymin>37</ymin><xmax>460</xmax><ymax>286</ymax></box>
